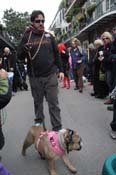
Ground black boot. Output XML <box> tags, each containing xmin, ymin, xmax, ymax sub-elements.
<box><xmin>0</xmin><ymin>127</ymin><xmax>5</xmax><ymax>150</ymax></box>
<box><xmin>107</xmin><ymin>105</ymin><xmax>113</xmax><ymax>111</ymax></box>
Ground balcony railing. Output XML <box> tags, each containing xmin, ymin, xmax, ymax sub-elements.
<box><xmin>64</xmin><ymin>0</ymin><xmax>87</xmax><ymax>16</ymax></box>
<box><xmin>65</xmin><ymin>0</ymin><xmax>77</xmax><ymax>16</ymax></box>
<box><xmin>91</xmin><ymin>0</ymin><xmax>115</xmax><ymax>22</ymax></box>
<box><xmin>67</xmin><ymin>0</ymin><xmax>74</xmax><ymax>7</ymax></box>
<box><xmin>78</xmin><ymin>0</ymin><xmax>116</xmax><ymax>32</ymax></box>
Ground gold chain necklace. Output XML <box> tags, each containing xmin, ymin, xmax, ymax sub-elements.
<box><xmin>27</xmin><ymin>31</ymin><xmax>45</xmax><ymax>60</ymax></box>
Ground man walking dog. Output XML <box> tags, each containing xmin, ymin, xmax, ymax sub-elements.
<box><xmin>17</xmin><ymin>10</ymin><xmax>64</xmax><ymax>131</ymax></box>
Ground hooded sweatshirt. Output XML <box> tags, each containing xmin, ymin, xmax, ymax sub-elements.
<box><xmin>17</xmin><ymin>27</ymin><xmax>63</xmax><ymax>77</ymax></box>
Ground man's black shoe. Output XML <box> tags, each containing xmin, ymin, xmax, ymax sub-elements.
<box><xmin>95</xmin><ymin>95</ymin><xmax>106</xmax><ymax>99</ymax></box>
<box><xmin>107</xmin><ymin>105</ymin><xmax>113</xmax><ymax>111</ymax></box>
<box><xmin>79</xmin><ymin>89</ymin><xmax>83</xmax><ymax>93</ymax></box>
<box><xmin>91</xmin><ymin>92</ymin><xmax>97</xmax><ymax>96</ymax></box>
<box><xmin>74</xmin><ymin>87</ymin><xmax>78</xmax><ymax>90</ymax></box>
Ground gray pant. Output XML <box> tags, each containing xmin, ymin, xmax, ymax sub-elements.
<box><xmin>29</xmin><ymin>74</ymin><xmax>62</xmax><ymax>131</ymax></box>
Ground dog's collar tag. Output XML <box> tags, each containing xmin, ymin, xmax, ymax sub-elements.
<box><xmin>48</xmin><ymin>131</ymin><xmax>65</xmax><ymax>156</ymax></box>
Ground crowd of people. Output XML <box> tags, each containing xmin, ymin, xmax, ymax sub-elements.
<box><xmin>87</xmin><ymin>28</ymin><xmax>116</xmax><ymax>139</ymax></box>
<box><xmin>0</xmin><ymin>47</ymin><xmax>28</xmax><ymax>94</ymax></box>
<box><xmin>0</xmin><ymin>9</ymin><xmax>116</xmax><ymax>174</ymax></box>
<box><xmin>57</xmin><ymin>27</ymin><xmax>116</xmax><ymax>139</ymax></box>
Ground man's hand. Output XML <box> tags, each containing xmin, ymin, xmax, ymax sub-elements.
<box><xmin>58</xmin><ymin>72</ymin><xmax>64</xmax><ymax>81</ymax></box>
<box><xmin>23</xmin><ymin>44</ymin><xmax>32</xmax><ymax>53</ymax></box>
<box><xmin>0</xmin><ymin>58</ymin><xmax>2</xmax><ymax>65</ymax></box>
<box><xmin>77</xmin><ymin>59</ymin><xmax>82</xmax><ymax>63</ymax></box>
<box><xmin>98</xmin><ymin>56</ymin><xmax>104</xmax><ymax>61</ymax></box>
<box><xmin>0</xmin><ymin>69</ymin><xmax>8</xmax><ymax>78</ymax></box>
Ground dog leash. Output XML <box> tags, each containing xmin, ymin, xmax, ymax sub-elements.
<box><xmin>36</xmin><ymin>131</ymin><xmax>48</xmax><ymax>149</ymax></box>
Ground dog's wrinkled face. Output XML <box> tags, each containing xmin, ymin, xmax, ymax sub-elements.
<box><xmin>64</xmin><ymin>129</ymin><xmax>82</xmax><ymax>152</ymax></box>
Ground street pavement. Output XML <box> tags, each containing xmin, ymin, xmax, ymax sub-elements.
<box><xmin>1</xmin><ymin>81</ymin><xmax>116</xmax><ymax>175</ymax></box>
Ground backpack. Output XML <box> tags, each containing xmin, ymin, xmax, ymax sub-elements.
<box><xmin>0</xmin><ymin>72</ymin><xmax>13</xmax><ymax>110</ymax></box>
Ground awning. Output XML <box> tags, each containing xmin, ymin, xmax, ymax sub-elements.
<box><xmin>0</xmin><ymin>35</ymin><xmax>15</xmax><ymax>50</ymax></box>
<box><xmin>55</xmin><ymin>20</ymin><xmax>70</xmax><ymax>29</ymax></box>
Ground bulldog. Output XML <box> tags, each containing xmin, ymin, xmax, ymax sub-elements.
<box><xmin>22</xmin><ymin>126</ymin><xmax>82</xmax><ymax>175</ymax></box>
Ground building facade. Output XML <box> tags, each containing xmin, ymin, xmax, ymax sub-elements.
<box><xmin>49</xmin><ymin>0</ymin><xmax>116</xmax><ymax>49</ymax></box>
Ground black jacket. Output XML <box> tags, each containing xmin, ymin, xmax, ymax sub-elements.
<box><xmin>110</xmin><ymin>39</ymin><xmax>116</xmax><ymax>61</ymax></box>
<box><xmin>0</xmin><ymin>53</ymin><xmax>16</xmax><ymax>72</ymax></box>
<box><xmin>17</xmin><ymin>28</ymin><xmax>63</xmax><ymax>77</ymax></box>
<box><xmin>98</xmin><ymin>44</ymin><xmax>112</xmax><ymax>72</ymax></box>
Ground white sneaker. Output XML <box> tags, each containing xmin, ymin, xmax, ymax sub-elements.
<box><xmin>34</xmin><ymin>123</ymin><xmax>41</xmax><ymax>126</ymax></box>
<box><xmin>110</xmin><ymin>131</ymin><xmax>116</xmax><ymax>139</ymax></box>
<box><xmin>70</xmin><ymin>80</ymin><xmax>74</xmax><ymax>83</ymax></box>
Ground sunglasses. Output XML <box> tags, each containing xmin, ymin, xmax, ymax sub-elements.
<box><xmin>102</xmin><ymin>37</ymin><xmax>109</xmax><ymax>41</ymax></box>
<box><xmin>34</xmin><ymin>19</ymin><xmax>45</xmax><ymax>23</ymax></box>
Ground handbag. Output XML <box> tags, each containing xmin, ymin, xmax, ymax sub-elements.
<box><xmin>99</xmin><ymin>70</ymin><xmax>105</xmax><ymax>81</ymax></box>
<box><xmin>99</xmin><ymin>62</ymin><xmax>105</xmax><ymax>81</ymax></box>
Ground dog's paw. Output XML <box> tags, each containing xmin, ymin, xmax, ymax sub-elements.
<box><xmin>70</xmin><ymin>167</ymin><xmax>77</xmax><ymax>174</ymax></box>
<box><xmin>49</xmin><ymin>169</ymin><xmax>57</xmax><ymax>175</ymax></box>
<box><xmin>51</xmin><ymin>173</ymin><xmax>57</xmax><ymax>175</ymax></box>
<box><xmin>38</xmin><ymin>152</ymin><xmax>45</xmax><ymax>160</ymax></box>
<box><xmin>22</xmin><ymin>150</ymin><xmax>26</xmax><ymax>156</ymax></box>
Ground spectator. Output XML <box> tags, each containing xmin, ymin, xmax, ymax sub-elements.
<box><xmin>109</xmin><ymin>87</ymin><xmax>116</xmax><ymax>139</ymax></box>
<box><xmin>0</xmin><ymin>69</ymin><xmax>12</xmax><ymax>110</ymax></box>
<box><xmin>100</xmin><ymin>32</ymin><xmax>113</xmax><ymax>103</ymax></box>
<box><xmin>0</xmin><ymin>48</ymin><xmax>17</xmax><ymax>94</ymax></box>
<box><xmin>0</xmin><ymin>47</ymin><xmax>15</xmax><ymax>72</ymax></box>
<box><xmin>70</xmin><ymin>38</ymin><xmax>85</xmax><ymax>93</ymax></box>
<box><xmin>0</xmin><ymin>69</ymin><xmax>12</xmax><ymax>152</ymax></box>
<box><xmin>107</xmin><ymin>26</ymin><xmax>116</xmax><ymax>111</ymax></box>
<box><xmin>111</xmin><ymin>26</ymin><xmax>116</xmax><ymax>91</ymax></box>
<box><xmin>87</xmin><ymin>43</ymin><xmax>95</xmax><ymax>85</ymax></box>
<box><xmin>58</xmin><ymin>43</ymin><xmax>70</xmax><ymax>89</ymax></box>
<box><xmin>91</xmin><ymin>39</ymin><xmax>109</xmax><ymax>98</ymax></box>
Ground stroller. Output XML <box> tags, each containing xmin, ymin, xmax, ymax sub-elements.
<box><xmin>15</xmin><ymin>62</ymin><xmax>28</xmax><ymax>91</ymax></box>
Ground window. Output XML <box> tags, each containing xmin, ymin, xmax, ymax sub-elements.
<box><xmin>110</xmin><ymin>0</ymin><xmax>114</xmax><ymax>5</ymax></box>
<box><xmin>95</xmin><ymin>0</ymin><xmax>103</xmax><ymax>18</ymax></box>
<box><xmin>106</xmin><ymin>0</ymin><xmax>110</xmax><ymax>10</ymax></box>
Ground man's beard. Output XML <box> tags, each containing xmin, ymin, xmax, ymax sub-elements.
<box><xmin>38</xmin><ymin>25</ymin><xmax>45</xmax><ymax>34</ymax></box>
<box><xmin>27</xmin><ymin>24</ymin><xmax>45</xmax><ymax>35</ymax></box>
